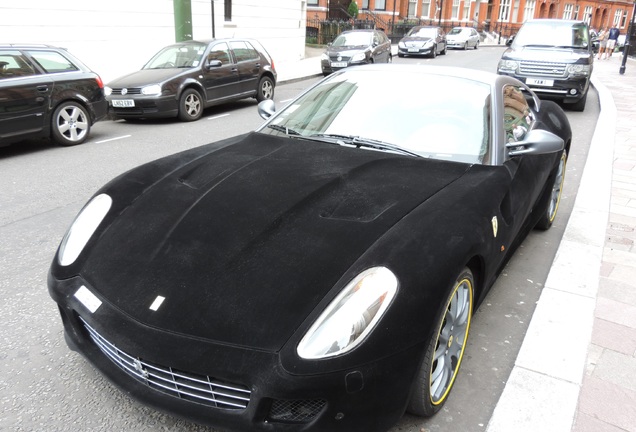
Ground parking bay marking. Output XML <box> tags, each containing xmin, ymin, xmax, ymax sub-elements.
<box><xmin>207</xmin><ymin>114</ymin><xmax>230</xmax><ymax>120</ymax></box>
<box><xmin>96</xmin><ymin>135</ymin><xmax>131</xmax><ymax>144</ymax></box>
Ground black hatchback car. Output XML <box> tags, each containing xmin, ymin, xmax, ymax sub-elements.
<box><xmin>105</xmin><ymin>39</ymin><xmax>277</xmax><ymax>122</ymax></box>
<box><xmin>321</xmin><ymin>29</ymin><xmax>392</xmax><ymax>76</ymax></box>
<box><xmin>0</xmin><ymin>44</ymin><xmax>108</xmax><ymax>147</ymax></box>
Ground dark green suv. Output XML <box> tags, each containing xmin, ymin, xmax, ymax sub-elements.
<box><xmin>497</xmin><ymin>20</ymin><xmax>593</xmax><ymax>111</ymax></box>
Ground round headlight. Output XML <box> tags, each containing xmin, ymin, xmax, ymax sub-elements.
<box><xmin>58</xmin><ymin>194</ymin><xmax>112</xmax><ymax>266</ymax></box>
<box><xmin>297</xmin><ymin>267</ymin><xmax>398</xmax><ymax>359</ymax></box>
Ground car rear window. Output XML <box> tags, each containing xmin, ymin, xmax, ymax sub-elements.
<box><xmin>27</xmin><ymin>50</ymin><xmax>79</xmax><ymax>73</ymax></box>
<box><xmin>229</xmin><ymin>41</ymin><xmax>260</xmax><ymax>62</ymax></box>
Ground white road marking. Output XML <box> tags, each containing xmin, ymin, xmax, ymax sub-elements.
<box><xmin>96</xmin><ymin>135</ymin><xmax>131</xmax><ymax>144</ymax></box>
<box><xmin>279</xmin><ymin>98</ymin><xmax>294</xmax><ymax>103</ymax></box>
<box><xmin>207</xmin><ymin>113</ymin><xmax>230</xmax><ymax>120</ymax></box>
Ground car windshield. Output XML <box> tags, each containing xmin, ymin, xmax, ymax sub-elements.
<box><xmin>448</xmin><ymin>28</ymin><xmax>468</xmax><ymax>36</ymax></box>
<box><xmin>512</xmin><ymin>21</ymin><xmax>589</xmax><ymax>49</ymax></box>
<box><xmin>261</xmin><ymin>69</ymin><xmax>491</xmax><ymax>164</ymax></box>
<box><xmin>143</xmin><ymin>42</ymin><xmax>208</xmax><ymax>69</ymax></box>
<box><xmin>332</xmin><ymin>32</ymin><xmax>372</xmax><ymax>47</ymax></box>
<box><xmin>408</xmin><ymin>27</ymin><xmax>437</xmax><ymax>38</ymax></box>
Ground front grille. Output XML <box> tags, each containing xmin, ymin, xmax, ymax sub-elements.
<box><xmin>111</xmin><ymin>88</ymin><xmax>142</xmax><ymax>95</ymax></box>
<box><xmin>80</xmin><ymin>317</ymin><xmax>251</xmax><ymax>410</ymax></box>
<box><xmin>329</xmin><ymin>54</ymin><xmax>351</xmax><ymax>61</ymax></box>
<box><xmin>519</xmin><ymin>61</ymin><xmax>567</xmax><ymax>77</ymax></box>
<box><xmin>268</xmin><ymin>399</ymin><xmax>326</xmax><ymax>423</ymax></box>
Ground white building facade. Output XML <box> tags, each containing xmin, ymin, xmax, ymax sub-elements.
<box><xmin>0</xmin><ymin>0</ymin><xmax>307</xmax><ymax>82</ymax></box>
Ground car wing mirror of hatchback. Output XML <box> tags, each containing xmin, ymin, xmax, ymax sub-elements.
<box><xmin>258</xmin><ymin>99</ymin><xmax>276</xmax><ymax>120</ymax></box>
<box><xmin>207</xmin><ymin>59</ymin><xmax>223</xmax><ymax>69</ymax></box>
<box><xmin>507</xmin><ymin>129</ymin><xmax>564</xmax><ymax>157</ymax></box>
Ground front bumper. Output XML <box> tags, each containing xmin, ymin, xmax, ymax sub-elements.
<box><xmin>398</xmin><ymin>46</ymin><xmax>433</xmax><ymax>56</ymax></box>
<box><xmin>107</xmin><ymin>95</ymin><xmax>178</xmax><ymax>119</ymax></box>
<box><xmin>49</xmin><ymin>274</ymin><xmax>421</xmax><ymax>432</ymax></box>
<box><xmin>497</xmin><ymin>71</ymin><xmax>590</xmax><ymax>104</ymax></box>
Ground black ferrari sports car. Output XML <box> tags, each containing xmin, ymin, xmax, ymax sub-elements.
<box><xmin>48</xmin><ymin>65</ymin><xmax>571</xmax><ymax>432</ymax></box>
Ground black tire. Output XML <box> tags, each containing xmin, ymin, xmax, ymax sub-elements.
<box><xmin>441</xmin><ymin>44</ymin><xmax>447</xmax><ymax>55</ymax></box>
<box><xmin>178</xmin><ymin>88</ymin><xmax>203</xmax><ymax>121</ymax></box>
<box><xmin>430</xmin><ymin>47</ymin><xmax>437</xmax><ymax>59</ymax></box>
<box><xmin>407</xmin><ymin>267</ymin><xmax>474</xmax><ymax>417</ymax></box>
<box><xmin>569</xmin><ymin>93</ymin><xmax>587</xmax><ymax>112</ymax></box>
<box><xmin>398</xmin><ymin>53</ymin><xmax>404</xmax><ymax>58</ymax></box>
<box><xmin>51</xmin><ymin>101</ymin><xmax>90</xmax><ymax>146</ymax></box>
<box><xmin>535</xmin><ymin>151</ymin><xmax>567</xmax><ymax>230</ymax></box>
<box><xmin>387</xmin><ymin>54</ymin><xmax>392</xmax><ymax>63</ymax></box>
<box><xmin>256</xmin><ymin>76</ymin><xmax>274</xmax><ymax>102</ymax></box>
<box><xmin>462</xmin><ymin>42</ymin><xmax>468</xmax><ymax>50</ymax></box>
<box><xmin>474</xmin><ymin>41</ymin><xmax>479</xmax><ymax>50</ymax></box>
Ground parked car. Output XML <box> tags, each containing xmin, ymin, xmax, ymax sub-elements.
<box><xmin>105</xmin><ymin>38</ymin><xmax>276</xmax><ymax>122</ymax></box>
<box><xmin>397</xmin><ymin>26</ymin><xmax>447</xmax><ymax>58</ymax></box>
<box><xmin>0</xmin><ymin>44</ymin><xmax>107</xmax><ymax>147</ymax></box>
<box><xmin>49</xmin><ymin>64</ymin><xmax>571</xmax><ymax>432</ymax></box>
<box><xmin>497</xmin><ymin>19</ymin><xmax>593</xmax><ymax>111</ymax></box>
<box><xmin>446</xmin><ymin>26</ymin><xmax>480</xmax><ymax>50</ymax></box>
<box><xmin>321</xmin><ymin>29</ymin><xmax>392</xmax><ymax>76</ymax></box>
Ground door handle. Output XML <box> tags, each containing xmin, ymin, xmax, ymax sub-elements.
<box><xmin>36</xmin><ymin>85</ymin><xmax>49</xmax><ymax>92</ymax></box>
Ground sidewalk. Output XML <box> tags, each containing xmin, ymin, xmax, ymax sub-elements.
<box><xmin>277</xmin><ymin>47</ymin><xmax>636</xmax><ymax>431</ymax></box>
<box><xmin>488</xmin><ymin>53</ymin><xmax>636</xmax><ymax>432</ymax></box>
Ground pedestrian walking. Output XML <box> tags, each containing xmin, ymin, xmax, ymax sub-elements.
<box><xmin>597</xmin><ymin>28</ymin><xmax>608</xmax><ymax>60</ymax></box>
<box><xmin>607</xmin><ymin>26</ymin><xmax>619</xmax><ymax>58</ymax></box>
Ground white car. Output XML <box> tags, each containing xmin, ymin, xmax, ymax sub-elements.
<box><xmin>446</xmin><ymin>27</ymin><xmax>480</xmax><ymax>50</ymax></box>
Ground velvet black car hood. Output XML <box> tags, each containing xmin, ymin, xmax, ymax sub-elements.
<box><xmin>63</xmin><ymin>133</ymin><xmax>472</xmax><ymax>352</ymax></box>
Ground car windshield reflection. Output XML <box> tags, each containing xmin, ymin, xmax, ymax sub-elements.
<box><xmin>512</xmin><ymin>22</ymin><xmax>589</xmax><ymax>49</ymax></box>
<box><xmin>261</xmin><ymin>69</ymin><xmax>491</xmax><ymax>164</ymax></box>
<box><xmin>332</xmin><ymin>32</ymin><xmax>372</xmax><ymax>47</ymax></box>
<box><xmin>143</xmin><ymin>42</ymin><xmax>208</xmax><ymax>69</ymax></box>
<box><xmin>408</xmin><ymin>27</ymin><xmax>437</xmax><ymax>38</ymax></box>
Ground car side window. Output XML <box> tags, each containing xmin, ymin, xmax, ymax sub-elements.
<box><xmin>208</xmin><ymin>43</ymin><xmax>231</xmax><ymax>65</ymax></box>
<box><xmin>0</xmin><ymin>51</ymin><xmax>36</xmax><ymax>79</ymax></box>
<box><xmin>503</xmin><ymin>85</ymin><xmax>534</xmax><ymax>143</ymax></box>
<box><xmin>27</xmin><ymin>50</ymin><xmax>78</xmax><ymax>73</ymax></box>
<box><xmin>229</xmin><ymin>41</ymin><xmax>259</xmax><ymax>62</ymax></box>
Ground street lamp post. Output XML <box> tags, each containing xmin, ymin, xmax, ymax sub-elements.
<box><xmin>619</xmin><ymin>0</ymin><xmax>636</xmax><ymax>75</ymax></box>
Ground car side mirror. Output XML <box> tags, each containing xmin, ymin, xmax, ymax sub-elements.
<box><xmin>507</xmin><ymin>129</ymin><xmax>564</xmax><ymax>157</ymax></box>
<box><xmin>258</xmin><ymin>99</ymin><xmax>276</xmax><ymax>120</ymax></box>
<box><xmin>207</xmin><ymin>60</ymin><xmax>222</xmax><ymax>69</ymax></box>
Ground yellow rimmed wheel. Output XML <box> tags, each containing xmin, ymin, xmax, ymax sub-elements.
<box><xmin>408</xmin><ymin>267</ymin><xmax>474</xmax><ymax>417</ymax></box>
<box><xmin>536</xmin><ymin>150</ymin><xmax>567</xmax><ymax>230</ymax></box>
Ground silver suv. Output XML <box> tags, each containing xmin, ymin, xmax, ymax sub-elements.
<box><xmin>497</xmin><ymin>20</ymin><xmax>593</xmax><ymax>111</ymax></box>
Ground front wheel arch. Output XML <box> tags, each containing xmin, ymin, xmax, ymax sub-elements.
<box><xmin>407</xmin><ymin>266</ymin><xmax>475</xmax><ymax>417</ymax></box>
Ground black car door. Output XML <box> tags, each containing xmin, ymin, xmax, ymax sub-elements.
<box><xmin>228</xmin><ymin>40</ymin><xmax>262</xmax><ymax>96</ymax></box>
<box><xmin>496</xmin><ymin>85</ymin><xmax>556</xmax><ymax>246</ymax></box>
<box><xmin>0</xmin><ymin>51</ymin><xmax>50</xmax><ymax>144</ymax></box>
<box><xmin>202</xmin><ymin>42</ymin><xmax>241</xmax><ymax>102</ymax></box>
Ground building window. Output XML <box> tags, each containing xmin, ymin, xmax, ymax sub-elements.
<box><xmin>375</xmin><ymin>0</ymin><xmax>386</xmax><ymax>10</ymax></box>
<box><xmin>463</xmin><ymin>1</ymin><xmax>470</xmax><ymax>20</ymax></box>
<box><xmin>499</xmin><ymin>0</ymin><xmax>511</xmax><ymax>22</ymax></box>
<box><xmin>421</xmin><ymin>0</ymin><xmax>431</xmax><ymax>17</ymax></box>
<box><xmin>583</xmin><ymin>6</ymin><xmax>592</xmax><ymax>25</ymax></box>
<box><xmin>308</xmin><ymin>0</ymin><xmax>318</xmax><ymax>5</ymax></box>
<box><xmin>362</xmin><ymin>0</ymin><xmax>369</xmax><ymax>9</ymax></box>
<box><xmin>620</xmin><ymin>10</ymin><xmax>628</xmax><ymax>27</ymax></box>
<box><xmin>408</xmin><ymin>0</ymin><xmax>417</xmax><ymax>17</ymax></box>
<box><xmin>574</xmin><ymin>5</ymin><xmax>579</xmax><ymax>20</ymax></box>
<box><xmin>523</xmin><ymin>0</ymin><xmax>535</xmax><ymax>22</ymax></box>
<box><xmin>452</xmin><ymin>0</ymin><xmax>460</xmax><ymax>19</ymax></box>
<box><xmin>224</xmin><ymin>0</ymin><xmax>232</xmax><ymax>21</ymax></box>
<box><xmin>614</xmin><ymin>10</ymin><xmax>623</xmax><ymax>27</ymax></box>
<box><xmin>563</xmin><ymin>4</ymin><xmax>573</xmax><ymax>20</ymax></box>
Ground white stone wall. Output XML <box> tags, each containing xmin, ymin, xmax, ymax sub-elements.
<box><xmin>0</xmin><ymin>0</ymin><xmax>305</xmax><ymax>83</ymax></box>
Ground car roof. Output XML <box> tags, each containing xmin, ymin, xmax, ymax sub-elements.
<box><xmin>0</xmin><ymin>43</ymin><xmax>62</xmax><ymax>49</ymax></box>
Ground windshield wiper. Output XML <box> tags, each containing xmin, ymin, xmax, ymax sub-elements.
<box><xmin>308</xmin><ymin>134</ymin><xmax>423</xmax><ymax>158</ymax></box>
<box><xmin>267</xmin><ymin>124</ymin><xmax>301</xmax><ymax>136</ymax></box>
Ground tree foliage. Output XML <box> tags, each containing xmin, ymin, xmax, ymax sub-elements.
<box><xmin>348</xmin><ymin>1</ymin><xmax>359</xmax><ymax>19</ymax></box>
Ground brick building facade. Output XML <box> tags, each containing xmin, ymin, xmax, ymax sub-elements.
<box><xmin>308</xmin><ymin>0</ymin><xmax>634</xmax><ymax>35</ymax></box>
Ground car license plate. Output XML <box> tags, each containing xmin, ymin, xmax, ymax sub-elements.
<box><xmin>112</xmin><ymin>99</ymin><xmax>135</xmax><ymax>108</ymax></box>
<box><xmin>331</xmin><ymin>62</ymin><xmax>347</xmax><ymax>68</ymax></box>
<box><xmin>526</xmin><ymin>78</ymin><xmax>554</xmax><ymax>86</ymax></box>
<box><xmin>408</xmin><ymin>48</ymin><xmax>420</xmax><ymax>52</ymax></box>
